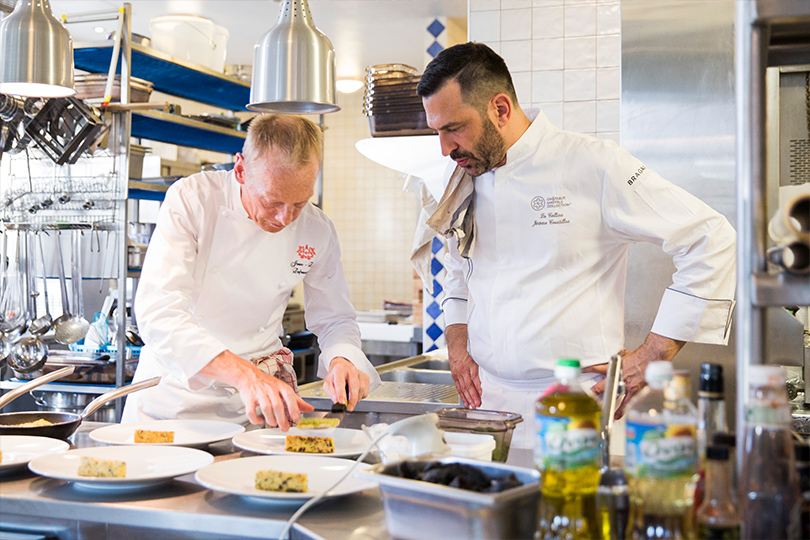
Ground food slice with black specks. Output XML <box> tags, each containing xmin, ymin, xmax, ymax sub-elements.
<box><xmin>255</xmin><ymin>469</ymin><xmax>307</xmax><ymax>492</ymax></box>
<box><xmin>285</xmin><ymin>435</ymin><xmax>334</xmax><ymax>453</ymax></box>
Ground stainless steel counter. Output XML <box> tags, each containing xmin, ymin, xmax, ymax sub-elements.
<box><xmin>1</xmin><ymin>416</ymin><xmax>537</xmax><ymax>540</ymax></box>
<box><xmin>0</xmin><ymin>421</ymin><xmax>390</xmax><ymax>540</ymax></box>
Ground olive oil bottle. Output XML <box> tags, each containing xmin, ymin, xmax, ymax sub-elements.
<box><xmin>535</xmin><ymin>359</ymin><xmax>602</xmax><ymax>540</ymax></box>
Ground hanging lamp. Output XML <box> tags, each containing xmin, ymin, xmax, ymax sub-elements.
<box><xmin>0</xmin><ymin>0</ymin><xmax>75</xmax><ymax>97</ymax></box>
<box><xmin>248</xmin><ymin>0</ymin><xmax>339</xmax><ymax>114</ymax></box>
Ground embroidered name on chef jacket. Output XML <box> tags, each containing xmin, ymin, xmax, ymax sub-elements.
<box><xmin>291</xmin><ymin>244</ymin><xmax>316</xmax><ymax>274</ymax></box>
<box><xmin>531</xmin><ymin>195</ymin><xmax>572</xmax><ymax>227</ymax></box>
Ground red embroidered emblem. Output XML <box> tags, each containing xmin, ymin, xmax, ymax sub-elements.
<box><xmin>297</xmin><ymin>244</ymin><xmax>316</xmax><ymax>260</ymax></box>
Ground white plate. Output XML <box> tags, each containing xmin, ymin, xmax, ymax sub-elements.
<box><xmin>0</xmin><ymin>435</ymin><xmax>70</xmax><ymax>472</ymax></box>
<box><xmin>28</xmin><ymin>445</ymin><xmax>214</xmax><ymax>490</ymax></box>
<box><xmin>88</xmin><ymin>420</ymin><xmax>245</xmax><ymax>448</ymax></box>
<box><xmin>195</xmin><ymin>455</ymin><xmax>376</xmax><ymax>502</ymax></box>
<box><xmin>232</xmin><ymin>427</ymin><xmax>371</xmax><ymax>458</ymax></box>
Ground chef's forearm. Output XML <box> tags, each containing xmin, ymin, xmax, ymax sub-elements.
<box><xmin>637</xmin><ymin>332</ymin><xmax>686</xmax><ymax>363</ymax></box>
<box><xmin>199</xmin><ymin>350</ymin><xmax>258</xmax><ymax>391</ymax></box>
<box><xmin>445</xmin><ymin>324</ymin><xmax>470</xmax><ymax>357</ymax></box>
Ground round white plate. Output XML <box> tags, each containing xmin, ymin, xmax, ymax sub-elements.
<box><xmin>195</xmin><ymin>455</ymin><xmax>376</xmax><ymax>502</ymax></box>
<box><xmin>28</xmin><ymin>445</ymin><xmax>214</xmax><ymax>490</ymax></box>
<box><xmin>89</xmin><ymin>420</ymin><xmax>245</xmax><ymax>448</ymax></box>
<box><xmin>232</xmin><ymin>427</ymin><xmax>371</xmax><ymax>458</ymax></box>
<box><xmin>0</xmin><ymin>435</ymin><xmax>70</xmax><ymax>472</ymax></box>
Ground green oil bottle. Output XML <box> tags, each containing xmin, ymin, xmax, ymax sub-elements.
<box><xmin>535</xmin><ymin>359</ymin><xmax>602</xmax><ymax>540</ymax></box>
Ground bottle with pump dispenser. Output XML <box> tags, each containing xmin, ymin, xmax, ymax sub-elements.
<box><xmin>625</xmin><ymin>361</ymin><xmax>698</xmax><ymax>539</ymax></box>
<box><xmin>535</xmin><ymin>359</ymin><xmax>602</xmax><ymax>540</ymax></box>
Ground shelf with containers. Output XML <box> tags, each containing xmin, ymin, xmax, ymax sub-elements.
<box><xmin>0</xmin><ymin>4</ymin><xmax>249</xmax><ymax>420</ymax></box>
<box><xmin>734</xmin><ymin>0</ymin><xmax>810</xmax><ymax>451</ymax></box>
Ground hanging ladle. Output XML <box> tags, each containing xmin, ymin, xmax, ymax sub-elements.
<box><xmin>8</xmin><ymin>231</ymin><xmax>49</xmax><ymax>373</ymax></box>
<box><xmin>28</xmin><ymin>232</ymin><xmax>53</xmax><ymax>335</ymax></box>
<box><xmin>53</xmin><ymin>230</ymin><xmax>89</xmax><ymax>344</ymax></box>
<box><xmin>52</xmin><ymin>231</ymin><xmax>76</xmax><ymax>344</ymax></box>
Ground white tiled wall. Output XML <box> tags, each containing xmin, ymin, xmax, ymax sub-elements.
<box><xmin>470</xmin><ymin>0</ymin><xmax>621</xmax><ymax>144</ymax></box>
<box><xmin>321</xmin><ymin>90</ymin><xmax>417</xmax><ymax>311</ymax></box>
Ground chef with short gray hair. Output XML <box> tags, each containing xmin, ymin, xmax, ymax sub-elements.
<box><xmin>123</xmin><ymin>114</ymin><xmax>381</xmax><ymax>429</ymax></box>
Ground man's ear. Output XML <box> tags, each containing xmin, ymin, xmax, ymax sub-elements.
<box><xmin>490</xmin><ymin>93</ymin><xmax>512</xmax><ymax>128</ymax></box>
<box><xmin>233</xmin><ymin>153</ymin><xmax>246</xmax><ymax>185</ymax></box>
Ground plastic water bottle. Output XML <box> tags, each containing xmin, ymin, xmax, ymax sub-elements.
<box><xmin>739</xmin><ymin>365</ymin><xmax>801</xmax><ymax>540</ymax></box>
<box><xmin>625</xmin><ymin>361</ymin><xmax>698</xmax><ymax>539</ymax></box>
<box><xmin>535</xmin><ymin>359</ymin><xmax>602</xmax><ymax>539</ymax></box>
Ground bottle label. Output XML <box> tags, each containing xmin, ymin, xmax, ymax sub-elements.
<box><xmin>625</xmin><ymin>421</ymin><xmax>696</xmax><ymax>478</ymax></box>
<box><xmin>534</xmin><ymin>414</ymin><xmax>600</xmax><ymax>471</ymax></box>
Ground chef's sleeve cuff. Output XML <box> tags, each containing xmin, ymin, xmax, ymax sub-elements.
<box><xmin>651</xmin><ymin>288</ymin><xmax>735</xmax><ymax>345</ymax></box>
<box><xmin>318</xmin><ymin>344</ymin><xmax>382</xmax><ymax>392</ymax></box>
<box><xmin>441</xmin><ymin>297</ymin><xmax>468</xmax><ymax>326</ymax></box>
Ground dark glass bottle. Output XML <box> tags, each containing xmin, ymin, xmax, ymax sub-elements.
<box><xmin>696</xmin><ymin>445</ymin><xmax>739</xmax><ymax>539</ymax></box>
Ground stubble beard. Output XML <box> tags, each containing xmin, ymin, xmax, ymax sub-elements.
<box><xmin>450</xmin><ymin>117</ymin><xmax>507</xmax><ymax>177</ymax></box>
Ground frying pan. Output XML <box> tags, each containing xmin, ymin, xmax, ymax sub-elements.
<box><xmin>0</xmin><ymin>376</ymin><xmax>159</xmax><ymax>439</ymax></box>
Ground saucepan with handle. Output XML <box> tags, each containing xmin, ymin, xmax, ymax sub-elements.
<box><xmin>0</xmin><ymin>376</ymin><xmax>160</xmax><ymax>439</ymax></box>
<box><xmin>0</xmin><ymin>366</ymin><xmax>76</xmax><ymax>411</ymax></box>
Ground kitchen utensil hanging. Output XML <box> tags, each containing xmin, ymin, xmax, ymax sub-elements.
<box><xmin>24</xmin><ymin>97</ymin><xmax>107</xmax><ymax>165</ymax></box>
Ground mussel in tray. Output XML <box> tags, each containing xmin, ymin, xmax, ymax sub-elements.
<box><xmin>382</xmin><ymin>460</ymin><xmax>523</xmax><ymax>493</ymax></box>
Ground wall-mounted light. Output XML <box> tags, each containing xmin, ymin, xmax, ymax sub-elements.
<box><xmin>0</xmin><ymin>0</ymin><xmax>75</xmax><ymax>98</ymax></box>
<box><xmin>336</xmin><ymin>78</ymin><xmax>364</xmax><ymax>94</ymax></box>
<box><xmin>249</xmin><ymin>0</ymin><xmax>339</xmax><ymax>114</ymax></box>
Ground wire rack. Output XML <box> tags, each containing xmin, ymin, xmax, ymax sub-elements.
<box><xmin>0</xmin><ymin>147</ymin><xmax>125</xmax><ymax>226</ymax></box>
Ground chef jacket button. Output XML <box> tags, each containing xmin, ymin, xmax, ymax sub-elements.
<box><xmin>278</xmin><ymin>282</ymin><xmax>286</xmax><ymax>289</ymax></box>
<box><xmin>258</xmin><ymin>326</ymin><xmax>266</xmax><ymax>333</ymax></box>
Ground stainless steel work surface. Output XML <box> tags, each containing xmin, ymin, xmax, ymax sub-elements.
<box><xmin>0</xmin><ymin>422</ymin><xmax>389</xmax><ymax>540</ymax></box>
<box><xmin>300</xmin><ymin>350</ymin><xmax>460</xmax><ymax>415</ymax></box>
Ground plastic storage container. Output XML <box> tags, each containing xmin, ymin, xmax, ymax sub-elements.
<box><xmin>149</xmin><ymin>15</ymin><xmax>219</xmax><ymax>70</ymax></box>
<box><xmin>436</xmin><ymin>408</ymin><xmax>523</xmax><ymax>462</ymax></box>
<box><xmin>444</xmin><ymin>432</ymin><xmax>496</xmax><ymax>461</ymax></box>
<box><xmin>357</xmin><ymin>456</ymin><xmax>541</xmax><ymax>540</ymax></box>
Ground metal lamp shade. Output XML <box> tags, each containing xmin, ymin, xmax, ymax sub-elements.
<box><xmin>0</xmin><ymin>0</ymin><xmax>74</xmax><ymax>97</ymax></box>
<box><xmin>248</xmin><ymin>0</ymin><xmax>339</xmax><ymax>114</ymax></box>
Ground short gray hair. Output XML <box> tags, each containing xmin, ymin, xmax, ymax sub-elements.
<box><xmin>242</xmin><ymin>114</ymin><xmax>323</xmax><ymax>166</ymax></box>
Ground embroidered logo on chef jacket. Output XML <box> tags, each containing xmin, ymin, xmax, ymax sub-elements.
<box><xmin>531</xmin><ymin>196</ymin><xmax>572</xmax><ymax>227</ymax></box>
<box><xmin>291</xmin><ymin>244</ymin><xmax>316</xmax><ymax>274</ymax></box>
<box><xmin>626</xmin><ymin>165</ymin><xmax>647</xmax><ymax>186</ymax></box>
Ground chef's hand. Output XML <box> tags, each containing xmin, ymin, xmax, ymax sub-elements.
<box><xmin>200</xmin><ymin>350</ymin><xmax>313</xmax><ymax>431</ymax></box>
<box><xmin>446</xmin><ymin>324</ymin><xmax>482</xmax><ymax>409</ymax></box>
<box><xmin>323</xmin><ymin>357</ymin><xmax>370</xmax><ymax>412</ymax></box>
<box><xmin>585</xmin><ymin>333</ymin><xmax>684</xmax><ymax>419</ymax></box>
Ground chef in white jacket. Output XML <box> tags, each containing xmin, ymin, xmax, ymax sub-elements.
<box><xmin>123</xmin><ymin>114</ymin><xmax>381</xmax><ymax>430</ymax></box>
<box><xmin>417</xmin><ymin>43</ymin><xmax>736</xmax><ymax>448</ymax></box>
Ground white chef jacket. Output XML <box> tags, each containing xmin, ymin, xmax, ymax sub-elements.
<box><xmin>122</xmin><ymin>170</ymin><xmax>380</xmax><ymax>424</ymax></box>
<box><xmin>441</xmin><ymin>111</ymin><xmax>736</xmax><ymax>446</ymax></box>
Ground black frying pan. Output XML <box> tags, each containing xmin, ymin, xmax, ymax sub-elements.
<box><xmin>0</xmin><ymin>376</ymin><xmax>159</xmax><ymax>439</ymax></box>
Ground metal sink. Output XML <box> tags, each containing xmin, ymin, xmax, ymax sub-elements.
<box><xmin>407</xmin><ymin>359</ymin><xmax>450</xmax><ymax>371</ymax></box>
<box><xmin>379</xmin><ymin>369</ymin><xmax>453</xmax><ymax>385</ymax></box>
<box><xmin>299</xmin><ymin>350</ymin><xmax>459</xmax><ymax>414</ymax></box>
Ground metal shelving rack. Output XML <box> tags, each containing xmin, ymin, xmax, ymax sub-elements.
<box><xmin>735</xmin><ymin>0</ymin><xmax>810</xmax><ymax>466</ymax></box>
<box><xmin>0</xmin><ymin>3</ymin><xmax>248</xmax><ymax>419</ymax></box>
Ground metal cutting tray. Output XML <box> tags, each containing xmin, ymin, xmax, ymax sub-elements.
<box><xmin>357</xmin><ymin>456</ymin><xmax>541</xmax><ymax>540</ymax></box>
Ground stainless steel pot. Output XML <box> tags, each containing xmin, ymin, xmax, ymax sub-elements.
<box><xmin>30</xmin><ymin>389</ymin><xmax>117</xmax><ymax>422</ymax></box>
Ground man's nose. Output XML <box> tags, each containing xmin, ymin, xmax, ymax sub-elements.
<box><xmin>278</xmin><ymin>205</ymin><xmax>295</xmax><ymax>225</ymax></box>
<box><xmin>438</xmin><ymin>132</ymin><xmax>456</xmax><ymax>157</ymax></box>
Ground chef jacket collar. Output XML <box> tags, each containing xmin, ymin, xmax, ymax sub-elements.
<box><xmin>501</xmin><ymin>108</ymin><xmax>550</xmax><ymax>169</ymax></box>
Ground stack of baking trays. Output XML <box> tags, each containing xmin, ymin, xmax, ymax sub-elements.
<box><xmin>364</xmin><ymin>64</ymin><xmax>436</xmax><ymax>137</ymax></box>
